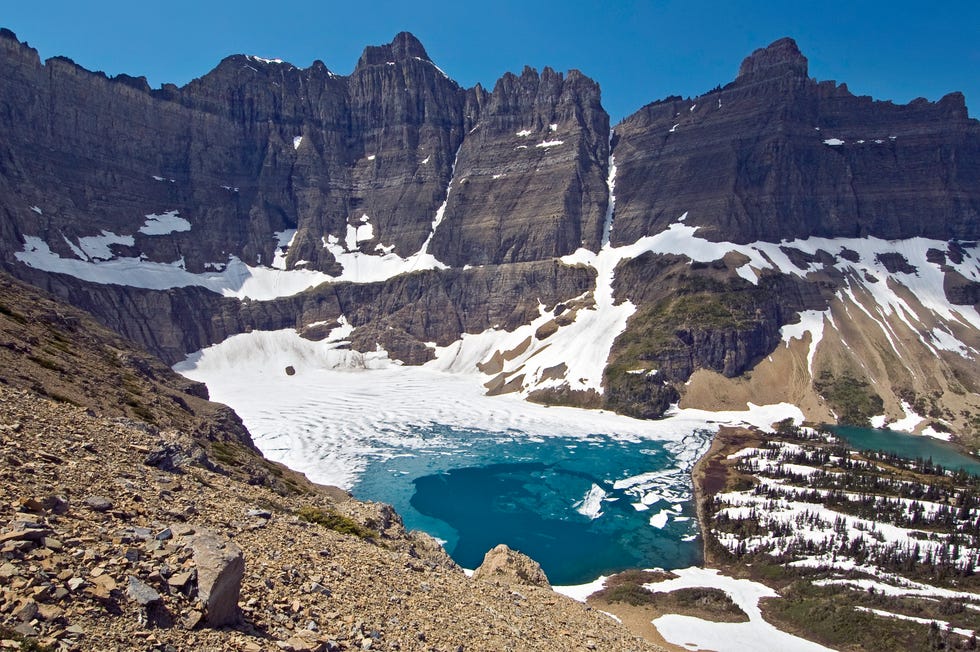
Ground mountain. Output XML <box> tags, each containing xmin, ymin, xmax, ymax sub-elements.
<box><xmin>0</xmin><ymin>29</ymin><xmax>978</xmax><ymax>445</ymax></box>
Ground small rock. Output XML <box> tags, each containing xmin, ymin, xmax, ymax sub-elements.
<box><xmin>131</xmin><ymin>527</ymin><xmax>153</xmax><ymax>540</ymax></box>
<box><xmin>246</xmin><ymin>508</ymin><xmax>272</xmax><ymax>519</ymax></box>
<box><xmin>183</xmin><ymin>610</ymin><xmax>204</xmax><ymax>630</ymax></box>
<box><xmin>15</xmin><ymin>599</ymin><xmax>38</xmax><ymax>622</ymax></box>
<box><xmin>155</xmin><ymin>527</ymin><xmax>173</xmax><ymax>541</ymax></box>
<box><xmin>13</xmin><ymin>623</ymin><xmax>37</xmax><ymax>638</ymax></box>
<box><xmin>42</xmin><ymin>494</ymin><xmax>69</xmax><ymax>514</ymax></box>
<box><xmin>308</xmin><ymin>582</ymin><xmax>330</xmax><ymax>596</ymax></box>
<box><xmin>16</xmin><ymin>497</ymin><xmax>45</xmax><ymax>512</ymax></box>
<box><xmin>127</xmin><ymin>576</ymin><xmax>162</xmax><ymax>606</ymax></box>
<box><xmin>64</xmin><ymin>624</ymin><xmax>85</xmax><ymax>635</ymax></box>
<box><xmin>42</xmin><ymin>537</ymin><xmax>63</xmax><ymax>551</ymax></box>
<box><xmin>168</xmin><ymin>571</ymin><xmax>194</xmax><ymax>590</ymax></box>
<box><xmin>67</xmin><ymin>577</ymin><xmax>86</xmax><ymax>592</ymax></box>
<box><xmin>0</xmin><ymin>528</ymin><xmax>50</xmax><ymax>543</ymax></box>
<box><xmin>36</xmin><ymin>604</ymin><xmax>64</xmax><ymax>621</ymax></box>
<box><xmin>84</xmin><ymin>496</ymin><xmax>113</xmax><ymax>512</ymax></box>
<box><xmin>144</xmin><ymin>445</ymin><xmax>181</xmax><ymax>472</ymax></box>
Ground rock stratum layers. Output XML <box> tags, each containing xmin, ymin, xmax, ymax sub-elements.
<box><xmin>1</xmin><ymin>29</ymin><xmax>979</xmax><ymax>441</ymax></box>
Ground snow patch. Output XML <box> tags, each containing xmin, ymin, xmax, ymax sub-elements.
<box><xmin>73</xmin><ymin>231</ymin><xmax>135</xmax><ymax>261</ymax></box>
<box><xmin>271</xmin><ymin>229</ymin><xmax>297</xmax><ymax>270</ymax></box>
<box><xmin>779</xmin><ymin>310</ymin><xmax>830</xmax><ymax>376</ymax></box>
<box><xmin>247</xmin><ymin>55</ymin><xmax>285</xmax><ymax>64</ymax></box>
<box><xmin>16</xmin><ymin>237</ymin><xmax>334</xmax><ymax>300</ymax></box>
<box><xmin>651</xmin><ymin>567</ymin><xmax>833</xmax><ymax>651</ymax></box>
<box><xmin>889</xmin><ymin>401</ymin><xmax>925</xmax><ymax>433</ymax></box>
<box><xmin>139</xmin><ymin>210</ymin><xmax>191</xmax><ymax>236</ymax></box>
<box><xmin>344</xmin><ymin>215</ymin><xmax>375</xmax><ymax>251</ymax></box>
<box><xmin>854</xmin><ymin>607</ymin><xmax>974</xmax><ymax>638</ymax></box>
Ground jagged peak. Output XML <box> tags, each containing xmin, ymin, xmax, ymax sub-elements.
<box><xmin>0</xmin><ymin>28</ymin><xmax>41</xmax><ymax>65</ymax></box>
<box><xmin>356</xmin><ymin>31</ymin><xmax>430</xmax><ymax>68</ymax></box>
<box><xmin>737</xmin><ymin>37</ymin><xmax>808</xmax><ymax>82</ymax></box>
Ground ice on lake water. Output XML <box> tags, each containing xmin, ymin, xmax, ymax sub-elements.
<box><xmin>175</xmin><ymin>329</ymin><xmax>802</xmax><ymax>583</ymax></box>
<box><xmin>355</xmin><ymin>425</ymin><xmax>707</xmax><ymax>584</ymax></box>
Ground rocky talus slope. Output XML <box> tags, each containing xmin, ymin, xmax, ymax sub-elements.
<box><xmin>0</xmin><ymin>274</ymin><xmax>657</xmax><ymax>651</ymax></box>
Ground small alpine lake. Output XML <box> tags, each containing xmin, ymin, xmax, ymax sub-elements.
<box><xmin>828</xmin><ymin>425</ymin><xmax>980</xmax><ymax>475</ymax></box>
<box><xmin>351</xmin><ymin>426</ymin><xmax>709</xmax><ymax>585</ymax></box>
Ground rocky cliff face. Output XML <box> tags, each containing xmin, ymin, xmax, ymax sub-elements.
<box><xmin>611</xmin><ymin>37</ymin><xmax>980</xmax><ymax>245</ymax></box>
<box><xmin>1</xmin><ymin>30</ymin><xmax>978</xmax><ymax>438</ymax></box>
<box><xmin>429</xmin><ymin>66</ymin><xmax>610</xmax><ymax>266</ymax></box>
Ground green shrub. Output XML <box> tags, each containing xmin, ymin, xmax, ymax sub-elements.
<box><xmin>815</xmin><ymin>372</ymin><xmax>884</xmax><ymax>427</ymax></box>
<box><xmin>296</xmin><ymin>506</ymin><xmax>377</xmax><ymax>540</ymax></box>
<box><xmin>592</xmin><ymin>582</ymin><xmax>657</xmax><ymax>606</ymax></box>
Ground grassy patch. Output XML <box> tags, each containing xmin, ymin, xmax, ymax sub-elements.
<box><xmin>592</xmin><ymin>575</ymin><xmax>748</xmax><ymax>623</ymax></box>
<box><xmin>590</xmin><ymin>570</ymin><xmax>676</xmax><ymax>607</ymax></box>
<box><xmin>604</xmin><ymin>569</ymin><xmax>676</xmax><ymax>586</ymax></box>
<box><xmin>761</xmin><ymin>583</ymin><xmax>954</xmax><ymax>650</ymax></box>
<box><xmin>210</xmin><ymin>440</ymin><xmax>245</xmax><ymax>467</ymax></box>
<box><xmin>296</xmin><ymin>506</ymin><xmax>377</xmax><ymax>540</ymax></box>
<box><xmin>27</xmin><ymin>354</ymin><xmax>67</xmax><ymax>374</ymax></box>
<box><xmin>652</xmin><ymin>587</ymin><xmax>748</xmax><ymax>623</ymax></box>
<box><xmin>0</xmin><ymin>301</ymin><xmax>28</xmax><ymax>324</ymax></box>
<box><xmin>592</xmin><ymin>581</ymin><xmax>657</xmax><ymax>606</ymax></box>
<box><xmin>0</xmin><ymin>624</ymin><xmax>55</xmax><ymax>651</ymax></box>
<box><xmin>815</xmin><ymin>372</ymin><xmax>884</xmax><ymax>427</ymax></box>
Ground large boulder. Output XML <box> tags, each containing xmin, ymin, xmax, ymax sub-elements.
<box><xmin>189</xmin><ymin>530</ymin><xmax>244</xmax><ymax>627</ymax></box>
<box><xmin>472</xmin><ymin>544</ymin><xmax>550</xmax><ymax>588</ymax></box>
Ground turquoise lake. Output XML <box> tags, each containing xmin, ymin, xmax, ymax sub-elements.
<box><xmin>351</xmin><ymin>426</ymin><xmax>708</xmax><ymax>585</ymax></box>
<box><xmin>829</xmin><ymin>425</ymin><xmax>980</xmax><ymax>475</ymax></box>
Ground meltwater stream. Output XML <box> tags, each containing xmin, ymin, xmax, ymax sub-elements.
<box><xmin>351</xmin><ymin>426</ymin><xmax>708</xmax><ymax>584</ymax></box>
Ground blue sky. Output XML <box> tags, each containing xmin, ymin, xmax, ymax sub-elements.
<box><xmin>3</xmin><ymin>1</ymin><xmax>978</xmax><ymax>122</ymax></box>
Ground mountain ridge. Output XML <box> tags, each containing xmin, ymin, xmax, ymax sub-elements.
<box><xmin>1</xmin><ymin>29</ymin><xmax>978</xmax><ymax>445</ymax></box>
